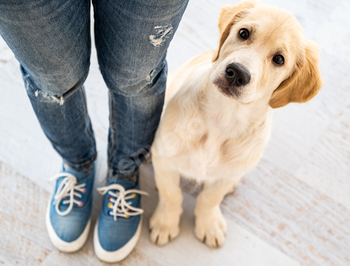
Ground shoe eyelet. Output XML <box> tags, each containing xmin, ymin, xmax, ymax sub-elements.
<box><xmin>132</xmin><ymin>193</ymin><xmax>136</xmax><ymax>198</ymax></box>
<box><xmin>125</xmin><ymin>214</ymin><xmax>130</xmax><ymax>218</ymax></box>
<box><xmin>78</xmin><ymin>201</ymin><xmax>83</xmax><ymax>207</ymax></box>
<box><xmin>108</xmin><ymin>202</ymin><xmax>113</xmax><ymax>209</ymax></box>
<box><xmin>108</xmin><ymin>196</ymin><xmax>112</xmax><ymax>202</ymax></box>
<box><xmin>81</xmin><ymin>188</ymin><xmax>86</xmax><ymax>194</ymax></box>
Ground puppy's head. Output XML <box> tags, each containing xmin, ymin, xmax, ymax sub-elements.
<box><xmin>211</xmin><ymin>0</ymin><xmax>323</xmax><ymax>108</ymax></box>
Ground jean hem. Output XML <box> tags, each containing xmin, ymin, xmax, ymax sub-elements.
<box><xmin>63</xmin><ymin>153</ymin><xmax>97</xmax><ymax>173</ymax></box>
<box><xmin>107</xmin><ymin>168</ymin><xmax>139</xmax><ymax>181</ymax></box>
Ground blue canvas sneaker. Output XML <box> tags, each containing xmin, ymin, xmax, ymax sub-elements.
<box><xmin>93</xmin><ymin>177</ymin><xmax>148</xmax><ymax>262</ymax></box>
<box><xmin>46</xmin><ymin>164</ymin><xmax>95</xmax><ymax>252</ymax></box>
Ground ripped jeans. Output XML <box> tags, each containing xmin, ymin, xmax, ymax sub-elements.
<box><xmin>0</xmin><ymin>0</ymin><xmax>188</xmax><ymax>179</ymax></box>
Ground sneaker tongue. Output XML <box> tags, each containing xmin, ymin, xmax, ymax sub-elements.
<box><xmin>107</xmin><ymin>179</ymin><xmax>136</xmax><ymax>190</ymax></box>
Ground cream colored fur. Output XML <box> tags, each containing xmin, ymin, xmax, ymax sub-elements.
<box><xmin>149</xmin><ymin>0</ymin><xmax>323</xmax><ymax>248</ymax></box>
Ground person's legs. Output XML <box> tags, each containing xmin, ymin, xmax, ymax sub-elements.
<box><xmin>0</xmin><ymin>0</ymin><xmax>96</xmax><ymax>252</ymax></box>
<box><xmin>0</xmin><ymin>0</ymin><xmax>96</xmax><ymax>172</ymax></box>
<box><xmin>92</xmin><ymin>0</ymin><xmax>188</xmax><ymax>262</ymax></box>
<box><xmin>93</xmin><ymin>0</ymin><xmax>189</xmax><ymax>180</ymax></box>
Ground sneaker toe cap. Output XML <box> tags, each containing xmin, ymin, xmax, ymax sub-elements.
<box><xmin>97</xmin><ymin>215</ymin><xmax>140</xmax><ymax>251</ymax></box>
<box><xmin>50</xmin><ymin>210</ymin><xmax>90</xmax><ymax>242</ymax></box>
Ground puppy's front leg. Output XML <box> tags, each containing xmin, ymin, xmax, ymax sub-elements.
<box><xmin>149</xmin><ymin>154</ymin><xmax>183</xmax><ymax>246</ymax></box>
<box><xmin>194</xmin><ymin>179</ymin><xmax>237</xmax><ymax>248</ymax></box>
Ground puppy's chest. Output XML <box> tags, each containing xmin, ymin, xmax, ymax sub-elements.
<box><xmin>175</xmin><ymin>134</ymin><xmax>234</xmax><ymax>181</ymax></box>
<box><xmin>171</xmin><ymin>121</ymin><xmax>269</xmax><ymax>181</ymax></box>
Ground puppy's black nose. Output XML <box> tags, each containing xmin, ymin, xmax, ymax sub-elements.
<box><xmin>225</xmin><ymin>63</ymin><xmax>251</xmax><ymax>87</ymax></box>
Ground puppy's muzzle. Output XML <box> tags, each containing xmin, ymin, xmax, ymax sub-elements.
<box><xmin>225</xmin><ymin>63</ymin><xmax>251</xmax><ymax>87</ymax></box>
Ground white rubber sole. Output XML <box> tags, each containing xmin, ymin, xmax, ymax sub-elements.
<box><xmin>45</xmin><ymin>201</ymin><xmax>91</xmax><ymax>253</ymax></box>
<box><xmin>93</xmin><ymin>217</ymin><xmax>142</xmax><ymax>263</ymax></box>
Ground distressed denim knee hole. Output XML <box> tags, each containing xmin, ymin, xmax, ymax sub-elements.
<box><xmin>100</xmin><ymin>60</ymin><xmax>167</xmax><ymax>98</ymax></box>
<box><xmin>21</xmin><ymin>65</ymin><xmax>89</xmax><ymax>105</ymax></box>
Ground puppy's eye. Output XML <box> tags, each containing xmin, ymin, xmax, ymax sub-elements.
<box><xmin>238</xmin><ymin>28</ymin><xmax>250</xmax><ymax>40</ymax></box>
<box><xmin>273</xmin><ymin>55</ymin><xmax>284</xmax><ymax>65</ymax></box>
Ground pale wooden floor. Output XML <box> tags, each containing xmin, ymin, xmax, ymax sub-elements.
<box><xmin>1</xmin><ymin>0</ymin><xmax>350</xmax><ymax>265</ymax></box>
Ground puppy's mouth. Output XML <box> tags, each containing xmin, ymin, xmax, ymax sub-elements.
<box><xmin>213</xmin><ymin>79</ymin><xmax>253</xmax><ymax>105</ymax></box>
<box><xmin>213</xmin><ymin>78</ymin><xmax>241</xmax><ymax>99</ymax></box>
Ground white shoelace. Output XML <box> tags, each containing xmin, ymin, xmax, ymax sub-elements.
<box><xmin>50</xmin><ymin>173</ymin><xmax>86</xmax><ymax>216</ymax></box>
<box><xmin>97</xmin><ymin>184</ymin><xmax>148</xmax><ymax>221</ymax></box>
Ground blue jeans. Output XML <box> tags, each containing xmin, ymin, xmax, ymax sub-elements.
<box><xmin>0</xmin><ymin>0</ymin><xmax>188</xmax><ymax>178</ymax></box>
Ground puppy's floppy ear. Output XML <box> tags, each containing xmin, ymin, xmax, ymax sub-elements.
<box><xmin>212</xmin><ymin>0</ymin><xmax>258</xmax><ymax>62</ymax></box>
<box><xmin>269</xmin><ymin>40</ymin><xmax>323</xmax><ymax>108</ymax></box>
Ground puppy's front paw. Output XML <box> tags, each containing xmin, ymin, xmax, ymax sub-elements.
<box><xmin>149</xmin><ymin>204</ymin><xmax>182</xmax><ymax>246</ymax></box>
<box><xmin>195</xmin><ymin>206</ymin><xmax>227</xmax><ymax>248</ymax></box>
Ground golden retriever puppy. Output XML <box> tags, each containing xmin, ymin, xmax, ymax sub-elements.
<box><xmin>149</xmin><ymin>0</ymin><xmax>323</xmax><ymax>248</ymax></box>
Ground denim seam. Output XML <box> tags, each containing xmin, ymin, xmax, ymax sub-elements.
<box><xmin>130</xmin><ymin>97</ymin><xmax>135</xmax><ymax>171</ymax></box>
<box><xmin>122</xmin><ymin>96</ymin><xmax>137</xmax><ymax>178</ymax></box>
<box><xmin>80</xmin><ymin>86</ymin><xmax>97</xmax><ymax>153</ymax></box>
<box><xmin>23</xmin><ymin>70</ymin><xmax>97</xmax><ymax>171</ymax></box>
<box><xmin>108</xmin><ymin>90</ymin><xmax>117</xmax><ymax>169</ymax></box>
